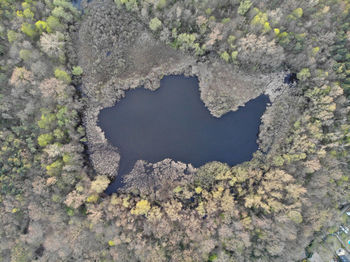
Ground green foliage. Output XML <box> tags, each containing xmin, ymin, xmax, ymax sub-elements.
<box><xmin>231</xmin><ymin>51</ymin><xmax>238</xmax><ymax>61</ymax></box>
<box><xmin>177</xmin><ymin>33</ymin><xmax>195</xmax><ymax>45</ymax></box>
<box><xmin>205</xmin><ymin>8</ymin><xmax>212</xmax><ymax>15</ymax></box>
<box><xmin>108</xmin><ymin>240</ymin><xmax>116</xmax><ymax>247</ymax></box>
<box><xmin>173</xmin><ymin>186</ymin><xmax>182</xmax><ymax>193</ymax></box>
<box><xmin>66</xmin><ymin>207</ymin><xmax>75</xmax><ymax>216</ymax></box>
<box><xmin>131</xmin><ymin>199</ymin><xmax>151</xmax><ymax>215</ymax></box>
<box><xmin>1</xmin><ymin>0</ymin><xmax>349</xmax><ymax>260</ymax></box>
<box><xmin>288</xmin><ymin>210</ymin><xmax>303</xmax><ymax>224</ymax></box>
<box><xmin>35</xmin><ymin>20</ymin><xmax>50</xmax><ymax>33</ymax></box>
<box><xmin>251</xmin><ymin>10</ymin><xmax>268</xmax><ymax>26</ymax></box>
<box><xmin>195</xmin><ymin>186</ymin><xmax>202</xmax><ymax>194</ymax></box>
<box><xmin>38</xmin><ymin>133</ymin><xmax>54</xmax><ymax>147</ymax></box>
<box><xmin>46</xmin><ymin>159</ymin><xmax>63</xmax><ymax>176</ymax></box>
<box><xmin>263</xmin><ymin>21</ymin><xmax>271</xmax><ymax>32</ymax></box>
<box><xmin>7</xmin><ymin>30</ymin><xmax>19</xmax><ymax>43</ymax></box>
<box><xmin>277</xmin><ymin>31</ymin><xmax>289</xmax><ymax>45</ymax></box>
<box><xmin>19</xmin><ymin>49</ymin><xmax>32</xmax><ymax>61</ymax></box>
<box><xmin>62</xmin><ymin>153</ymin><xmax>73</xmax><ymax>164</ymax></box>
<box><xmin>238</xmin><ymin>0</ymin><xmax>252</xmax><ymax>16</ymax></box>
<box><xmin>53</xmin><ymin>128</ymin><xmax>65</xmax><ymax>140</ymax></box>
<box><xmin>156</xmin><ymin>0</ymin><xmax>166</xmax><ymax>9</ymax></box>
<box><xmin>297</xmin><ymin>68</ymin><xmax>311</xmax><ymax>81</ymax></box>
<box><xmin>91</xmin><ymin>175</ymin><xmax>110</xmax><ymax>194</ymax></box>
<box><xmin>312</xmin><ymin>46</ymin><xmax>320</xmax><ymax>56</ymax></box>
<box><xmin>47</xmin><ymin>16</ymin><xmax>62</xmax><ymax>31</ymax></box>
<box><xmin>209</xmin><ymin>253</ymin><xmax>218</xmax><ymax>261</ymax></box>
<box><xmin>114</xmin><ymin>0</ymin><xmax>138</xmax><ymax>11</ymax></box>
<box><xmin>227</xmin><ymin>35</ymin><xmax>236</xmax><ymax>47</ymax></box>
<box><xmin>196</xmin><ymin>162</ymin><xmax>230</xmax><ymax>189</ymax></box>
<box><xmin>54</xmin><ymin>68</ymin><xmax>71</xmax><ymax>84</ymax></box>
<box><xmin>52</xmin><ymin>6</ymin><xmax>73</xmax><ymax>22</ymax></box>
<box><xmin>273</xmin><ymin>156</ymin><xmax>284</xmax><ymax>167</ymax></box>
<box><xmin>208</xmin><ymin>16</ymin><xmax>216</xmax><ymax>22</ymax></box>
<box><xmin>221</xmin><ymin>18</ymin><xmax>230</xmax><ymax>24</ymax></box>
<box><xmin>21</xmin><ymin>22</ymin><xmax>38</xmax><ymax>38</ymax></box>
<box><xmin>220</xmin><ymin>51</ymin><xmax>230</xmax><ymax>62</ymax></box>
<box><xmin>52</xmin><ymin>194</ymin><xmax>61</xmax><ymax>202</ymax></box>
<box><xmin>86</xmin><ymin>194</ymin><xmax>99</xmax><ymax>203</ymax></box>
<box><xmin>21</xmin><ymin>2</ymin><xmax>31</xmax><ymax>9</ymax></box>
<box><xmin>38</xmin><ymin>111</ymin><xmax>57</xmax><ymax>129</ymax></box>
<box><xmin>292</xmin><ymin>8</ymin><xmax>303</xmax><ymax>18</ymax></box>
<box><xmin>53</xmin><ymin>0</ymin><xmax>78</xmax><ymax>14</ymax></box>
<box><xmin>72</xmin><ymin>66</ymin><xmax>83</xmax><ymax>76</ymax></box>
<box><xmin>23</xmin><ymin>8</ymin><xmax>34</xmax><ymax>19</ymax></box>
<box><xmin>172</xmin><ymin>33</ymin><xmax>205</xmax><ymax>55</ymax></box>
<box><xmin>250</xmin><ymin>9</ymin><xmax>271</xmax><ymax>34</ymax></box>
<box><xmin>149</xmin><ymin>17</ymin><xmax>162</xmax><ymax>31</ymax></box>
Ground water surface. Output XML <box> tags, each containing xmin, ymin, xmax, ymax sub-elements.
<box><xmin>98</xmin><ymin>75</ymin><xmax>269</xmax><ymax>193</ymax></box>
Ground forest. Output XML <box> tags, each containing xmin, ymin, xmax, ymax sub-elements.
<box><xmin>0</xmin><ymin>0</ymin><xmax>349</xmax><ymax>261</ymax></box>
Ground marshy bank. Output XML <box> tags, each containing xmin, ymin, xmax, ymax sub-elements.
<box><xmin>98</xmin><ymin>75</ymin><xmax>270</xmax><ymax>192</ymax></box>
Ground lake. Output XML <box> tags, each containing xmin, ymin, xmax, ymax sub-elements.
<box><xmin>98</xmin><ymin>75</ymin><xmax>269</xmax><ymax>193</ymax></box>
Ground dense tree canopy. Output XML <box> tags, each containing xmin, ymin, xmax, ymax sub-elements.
<box><xmin>0</xmin><ymin>0</ymin><xmax>349</xmax><ymax>261</ymax></box>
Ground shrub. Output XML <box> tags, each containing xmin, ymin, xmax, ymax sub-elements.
<box><xmin>54</xmin><ymin>68</ymin><xmax>71</xmax><ymax>84</ymax></box>
<box><xmin>72</xmin><ymin>66</ymin><xmax>83</xmax><ymax>76</ymax></box>
<box><xmin>273</xmin><ymin>155</ymin><xmax>284</xmax><ymax>166</ymax></box>
<box><xmin>238</xmin><ymin>0</ymin><xmax>252</xmax><ymax>16</ymax></box>
<box><xmin>62</xmin><ymin>153</ymin><xmax>73</xmax><ymax>164</ymax></box>
<box><xmin>38</xmin><ymin>133</ymin><xmax>54</xmax><ymax>147</ymax></box>
<box><xmin>53</xmin><ymin>128</ymin><xmax>65</xmax><ymax>140</ymax></box>
<box><xmin>220</xmin><ymin>51</ymin><xmax>230</xmax><ymax>62</ymax></box>
<box><xmin>86</xmin><ymin>194</ymin><xmax>99</xmax><ymax>203</ymax></box>
<box><xmin>52</xmin><ymin>6</ymin><xmax>73</xmax><ymax>22</ymax></box>
<box><xmin>292</xmin><ymin>8</ymin><xmax>303</xmax><ymax>18</ymax></box>
<box><xmin>23</xmin><ymin>8</ymin><xmax>34</xmax><ymax>19</ymax></box>
<box><xmin>7</xmin><ymin>30</ymin><xmax>19</xmax><ymax>43</ymax></box>
<box><xmin>149</xmin><ymin>17</ymin><xmax>162</xmax><ymax>31</ymax></box>
<box><xmin>231</xmin><ymin>51</ymin><xmax>238</xmax><ymax>61</ymax></box>
<box><xmin>221</xmin><ymin>18</ymin><xmax>230</xmax><ymax>24</ymax></box>
<box><xmin>91</xmin><ymin>175</ymin><xmax>110</xmax><ymax>194</ymax></box>
<box><xmin>263</xmin><ymin>21</ymin><xmax>271</xmax><ymax>32</ymax></box>
<box><xmin>227</xmin><ymin>35</ymin><xmax>236</xmax><ymax>47</ymax></box>
<box><xmin>131</xmin><ymin>199</ymin><xmax>151</xmax><ymax>215</ymax></box>
<box><xmin>35</xmin><ymin>20</ymin><xmax>49</xmax><ymax>33</ymax></box>
<box><xmin>196</xmin><ymin>162</ymin><xmax>230</xmax><ymax>189</ymax></box>
<box><xmin>297</xmin><ymin>68</ymin><xmax>311</xmax><ymax>81</ymax></box>
<box><xmin>195</xmin><ymin>187</ymin><xmax>202</xmax><ymax>194</ymax></box>
<box><xmin>205</xmin><ymin>8</ymin><xmax>212</xmax><ymax>15</ymax></box>
<box><xmin>156</xmin><ymin>0</ymin><xmax>166</xmax><ymax>9</ymax></box>
<box><xmin>288</xmin><ymin>210</ymin><xmax>303</xmax><ymax>224</ymax></box>
<box><xmin>312</xmin><ymin>46</ymin><xmax>320</xmax><ymax>56</ymax></box>
<box><xmin>114</xmin><ymin>0</ymin><xmax>138</xmax><ymax>10</ymax></box>
<box><xmin>38</xmin><ymin>112</ymin><xmax>57</xmax><ymax>129</ymax></box>
<box><xmin>108</xmin><ymin>240</ymin><xmax>116</xmax><ymax>247</ymax></box>
<box><xmin>46</xmin><ymin>159</ymin><xmax>63</xmax><ymax>176</ymax></box>
<box><xmin>53</xmin><ymin>0</ymin><xmax>78</xmax><ymax>14</ymax></box>
<box><xmin>19</xmin><ymin>49</ymin><xmax>32</xmax><ymax>61</ymax></box>
<box><xmin>251</xmin><ymin>11</ymin><xmax>268</xmax><ymax>26</ymax></box>
<box><xmin>21</xmin><ymin>22</ymin><xmax>37</xmax><ymax>38</ymax></box>
<box><xmin>47</xmin><ymin>16</ymin><xmax>62</xmax><ymax>31</ymax></box>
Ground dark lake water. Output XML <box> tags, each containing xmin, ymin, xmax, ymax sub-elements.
<box><xmin>98</xmin><ymin>75</ymin><xmax>269</xmax><ymax>193</ymax></box>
